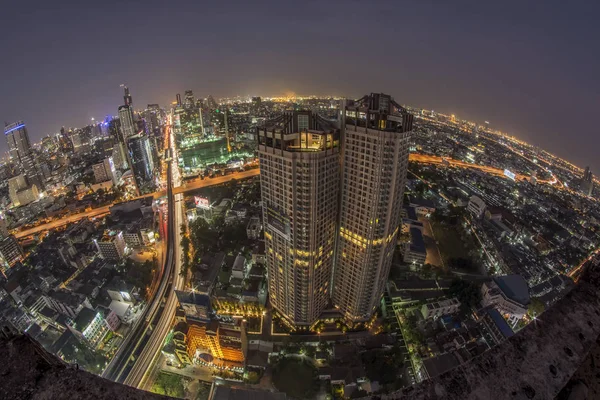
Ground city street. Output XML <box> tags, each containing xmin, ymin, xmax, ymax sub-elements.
<box><xmin>161</xmin><ymin>362</ymin><xmax>214</xmax><ymax>382</ymax></box>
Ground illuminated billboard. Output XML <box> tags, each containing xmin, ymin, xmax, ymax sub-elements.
<box><xmin>195</xmin><ymin>196</ymin><xmax>210</xmax><ymax>209</ymax></box>
<box><xmin>266</xmin><ymin>204</ymin><xmax>290</xmax><ymax>240</ymax></box>
<box><xmin>503</xmin><ymin>169</ymin><xmax>516</xmax><ymax>181</ymax></box>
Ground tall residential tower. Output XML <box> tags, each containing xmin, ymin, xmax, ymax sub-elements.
<box><xmin>258</xmin><ymin>111</ymin><xmax>340</xmax><ymax>327</ymax></box>
<box><xmin>118</xmin><ymin>105</ymin><xmax>136</xmax><ymax>139</ymax></box>
<box><xmin>332</xmin><ymin>93</ymin><xmax>413</xmax><ymax>323</ymax></box>
<box><xmin>5</xmin><ymin>121</ymin><xmax>43</xmax><ymax>190</ymax></box>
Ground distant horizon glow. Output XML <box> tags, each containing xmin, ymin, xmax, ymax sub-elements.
<box><xmin>0</xmin><ymin>0</ymin><xmax>598</xmax><ymax>172</ymax></box>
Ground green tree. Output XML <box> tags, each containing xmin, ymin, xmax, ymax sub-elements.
<box><xmin>181</xmin><ymin>235</ymin><xmax>191</xmax><ymax>277</ymax></box>
<box><xmin>81</xmin><ymin>173</ymin><xmax>95</xmax><ymax>186</ymax></box>
<box><xmin>189</xmin><ymin>218</ymin><xmax>217</xmax><ymax>254</ymax></box>
<box><xmin>245</xmin><ymin>370</ymin><xmax>261</xmax><ymax>384</ymax></box>
<box><xmin>151</xmin><ymin>372</ymin><xmax>185</xmax><ymax>398</ymax></box>
<box><xmin>446</xmin><ymin>278</ymin><xmax>482</xmax><ymax>312</ymax></box>
<box><xmin>414</xmin><ymin>181</ymin><xmax>427</xmax><ymax>196</ymax></box>
<box><xmin>350</xmin><ymin>389</ymin><xmax>368</xmax><ymax>399</ymax></box>
<box><xmin>528</xmin><ymin>297</ymin><xmax>545</xmax><ymax>318</ymax></box>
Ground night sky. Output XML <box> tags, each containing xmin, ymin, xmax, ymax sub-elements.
<box><xmin>1</xmin><ymin>1</ymin><xmax>598</xmax><ymax>171</ymax></box>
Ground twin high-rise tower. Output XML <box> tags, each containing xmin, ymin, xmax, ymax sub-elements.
<box><xmin>258</xmin><ymin>111</ymin><xmax>340</xmax><ymax>326</ymax></box>
<box><xmin>258</xmin><ymin>93</ymin><xmax>413</xmax><ymax>326</ymax></box>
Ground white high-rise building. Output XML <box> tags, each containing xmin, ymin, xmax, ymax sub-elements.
<box><xmin>332</xmin><ymin>93</ymin><xmax>413</xmax><ymax>323</ymax></box>
<box><xmin>92</xmin><ymin>158</ymin><xmax>118</xmax><ymax>185</ymax></box>
<box><xmin>258</xmin><ymin>111</ymin><xmax>340</xmax><ymax>327</ymax></box>
<box><xmin>94</xmin><ymin>231</ymin><xmax>127</xmax><ymax>261</ymax></box>
<box><xmin>0</xmin><ymin>235</ymin><xmax>25</xmax><ymax>271</ymax></box>
<box><xmin>118</xmin><ymin>105</ymin><xmax>136</xmax><ymax>139</ymax></box>
<box><xmin>112</xmin><ymin>142</ymin><xmax>128</xmax><ymax>170</ymax></box>
<box><xmin>8</xmin><ymin>175</ymin><xmax>28</xmax><ymax>206</ymax></box>
<box><xmin>468</xmin><ymin>195</ymin><xmax>487</xmax><ymax>218</ymax></box>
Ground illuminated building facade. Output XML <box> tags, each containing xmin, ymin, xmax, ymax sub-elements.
<box><xmin>118</xmin><ymin>105</ymin><xmax>136</xmax><ymax>139</ymax></box>
<box><xmin>0</xmin><ymin>235</ymin><xmax>25</xmax><ymax>272</ymax></box>
<box><xmin>582</xmin><ymin>166</ymin><xmax>593</xmax><ymax>196</ymax></box>
<box><xmin>258</xmin><ymin>111</ymin><xmax>340</xmax><ymax>327</ymax></box>
<box><xmin>94</xmin><ymin>231</ymin><xmax>127</xmax><ymax>260</ymax></box>
<box><xmin>8</xmin><ymin>175</ymin><xmax>28</xmax><ymax>206</ymax></box>
<box><xmin>186</xmin><ymin>320</ymin><xmax>245</xmax><ymax>367</ymax></box>
<box><xmin>71</xmin><ymin>308</ymin><xmax>108</xmax><ymax>348</ymax></box>
<box><xmin>175</xmin><ymin>290</ymin><xmax>245</xmax><ymax>367</ymax></box>
<box><xmin>5</xmin><ymin>121</ymin><xmax>43</xmax><ymax>190</ymax></box>
<box><xmin>127</xmin><ymin>133</ymin><xmax>155</xmax><ymax>186</ymax></box>
<box><xmin>92</xmin><ymin>158</ymin><xmax>117</xmax><ymax>184</ymax></box>
<box><xmin>332</xmin><ymin>93</ymin><xmax>413</xmax><ymax>323</ymax></box>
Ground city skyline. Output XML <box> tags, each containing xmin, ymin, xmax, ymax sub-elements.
<box><xmin>2</xmin><ymin>2</ymin><xmax>600</xmax><ymax>397</ymax></box>
<box><xmin>1</xmin><ymin>0</ymin><xmax>599</xmax><ymax>172</ymax></box>
<box><xmin>1</xmin><ymin>82</ymin><xmax>598</xmax><ymax>397</ymax></box>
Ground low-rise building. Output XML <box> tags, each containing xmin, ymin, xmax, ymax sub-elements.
<box><xmin>163</xmin><ymin>323</ymin><xmax>192</xmax><ymax>367</ymax></box>
<box><xmin>478</xmin><ymin>307</ymin><xmax>514</xmax><ymax>346</ymax></box>
<box><xmin>16</xmin><ymin>184</ymin><xmax>39</xmax><ymax>206</ymax></box>
<box><xmin>468</xmin><ymin>195</ymin><xmax>486</xmax><ymax>218</ymax></box>
<box><xmin>0</xmin><ymin>235</ymin><xmax>25</xmax><ymax>271</ymax></box>
<box><xmin>43</xmin><ymin>290</ymin><xmax>92</xmax><ymax>319</ymax></box>
<box><xmin>246</xmin><ymin>216</ymin><xmax>262</xmax><ymax>240</ymax></box>
<box><xmin>421</xmin><ymin>298</ymin><xmax>461</xmax><ymax>319</ymax></box>
<box><xmin>481</xmin><ymin>275</ymin><xmax>530</xmax><ymax>324</ymax></box>
<box><xmin>421</xmin><ymin>298</ymin><xmax>460</xmax><ymax>318</ymax></box>
<box><xmin>402</xmin><ymin>227</ymin><xmax>427</xmax><ymax>264</ymax></box>
<box><xmin>402</xmin><ymin>206</ymin><xmax>424</xmax><ymax>234</ymax></box>
<box><xmin>92</xmin><ymin>158</ymin><xmax>117</xmax><ymax>184</ymax></box>
<box><xmin>70</xmin><ymin>308</ymin><xmax>108</xmax><ymax>347</ymax></box>
<box><xmin>102</xmin><ymin>307</ymin><xmax>121</xmax><ymax>331</ymax></box>
<box><xmin>94</xmin><ymin>231</ymin><xmax>127</xmax><ymax>260</ymax></box>
<box><xmin>230</xmin><ymin>203</ymin><xmax>248</xmax><ymax>219</ymax></box>
<box><xmin>186</xmin><ymin>319</ymin><xmax>246</xmax><ymax>367</ymax></box>
<box><xmin>175</xmin><ymin>290</ymin><xmax>246</xmax><ymax>368</ymax></box>
<box><xmin>231</xmin><ymin>254</ymin><xmax>246</xmax><ymax>280</ymax></box>
<box><xmin>105</xmin><ymin>277</ymin><xmax>137</xmax><ymax>304</ymax></box>
<box><xmin>409</xmin><ymin>197</ymin><xmax>436</xmax><ymax>217</ymax></box>
<box><xmin>8</xmin><ymin>174</ymin><xmax>28</xmax><ymax>206</ymax></box>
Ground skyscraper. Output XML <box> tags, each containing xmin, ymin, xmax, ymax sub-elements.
<box><xmin>0</xmin><ymin>235</ymin><xmax>25</xmax><ymax>272</ymax></box>
<box><xmin>4</xmin><ymin>121</ymin><xmax>43</xmax><ymax>190</ymax></box>
<box><xmin>184</xmin><ymin>90</ymin><xmax>195</xmax><ymax>109</ymax></box>
<box><xmin>127</xmin><ymin>133</ymin><xmax>155</xmax><ymax>186</ymax></box>
<box><xmin>332</xmin><ymin>93</ymin><xmax>413</xmax><ymax>323</ymax></box>
<box><xmin>8</xmin><ymin>175</ymin><xmax>28</xmax><ymax>206</ymax></box>
<box><xmin>258</xmin><ymin>111</ymin><xmax>340</xmax><ymax>327</ymax></box>
<box><xmin>145</xmin><ymin>104</ymin><xmax>161</xmax><ymax>136</ymax></box>
<box><xmin>118</xmin><ymin>105</ymin><xmax>136</xmax><ymax>139</ymax></box>
<box><xmin>582</xmin><ymin>166</ymin><xmax>593</xmax><ymax>196</ymax></box>
<box><xmin>123</xmin><ymin>85</ymin><xmax>133</xmax><ymax>107</ymax></box>
<box><xmin>206</xmin><ymin>95</ymin><xmax>218</xmax><ymax>110</ymax></box>
<box><xmin>112</xmin><ymin>141</ymin><xmax>128</xmax><ymax>170</ymax></box>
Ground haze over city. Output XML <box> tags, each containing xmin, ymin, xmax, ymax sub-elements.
<box><xmin>1</xmin><ymin>0</ymin><xmax>599</xmax><ymax>170</ymax></box>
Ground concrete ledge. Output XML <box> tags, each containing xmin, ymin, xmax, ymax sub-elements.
<box><xmin>0</xmin><ymin>333</ymin><xmax>172</xmax><ymax>400</ymax></box>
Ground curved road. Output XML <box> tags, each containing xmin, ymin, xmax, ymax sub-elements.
<box><xmin>16</xmin><ymin>153</ymin><xmax>557</xmax><ymax>242</ymax></box>
<box><xmin>124</xmin><ymin>189</ymin><xmax>185</xmax><ymax>388</ymax></box>
<box><xmin>13</xmin><ymin>168</ymin><xmax>261</xmax><ymax>239</ymax></box>
<box><xmin>102</xmin><ymin>160</ymin><xmax>176</xmax><ymax>383</ymax></box>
